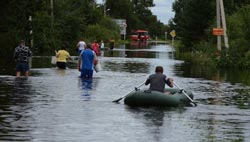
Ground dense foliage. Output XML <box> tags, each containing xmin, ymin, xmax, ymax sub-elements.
<box><xmin>3</xmin><ymin>0</ymin><xmax>249</xmax><ymax>68</ymax></box>
<box><xmin>171</xmin><ymin>0</ymin><xmax>250</xmax><ymax>68</ymax></box>
<box><xmin>0</xmin><ymin>0</ymin><xmax>167</xmax><ymax>55</ymax></box>
<box><xmin>220</xmin><ymin>4</ymin><xmax>250</xmax><ymax>68</ymax></box>
<box><xmin>172</xmin><ymin>0</ymin><xmax>214</xmax><ymax>49</ymax></box>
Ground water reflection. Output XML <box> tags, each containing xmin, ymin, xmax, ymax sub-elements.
<box><xmin>102</xmin><ymin>43</ymin><xmax>174</xmax><ymax>59</ymax></box>
<box><xmin>174</xmin><ymin>62</ymin><xmax>250</xmax><ymax>85</ymax></box>
<box><xmin>194</xmin><ymin>103</ymin><xmax>250</xmax><ymax>141</ymax></box>
<box><xmin>0</xmin><ymin>77</ymin><xmax>33</xmax><ymax>141</ymax></box>
<box><xmin>141</xmin><ymin>109</ymin><xmax>165</xmax><ymax>142</ymax></box>
<box><xmin>233</xmin><ymin>88</ymin><xmax>250</xmax><ymax>109</ymax></box>
<box><xmin>78</xmin><ymin>77</ymin><xmax>100</xmax><ymax>101</ymax></box>
<box><xmin>102</xmin><ymin>49</ymin><xmax>114</xmax><ymax>57</ymax></box>
<box><xmin>124</xmin><ymin>107</ymin><xmax>165</xmax><ymax>142</ymax></box>
<box><xmin>126</xmin><ymin>107</ymin><xmax>187</xmax><ymax>142</ymax></box>
<box><xmin>130</xmin><ymin>41</ymin><xmax>149</xmax><ymax>47</ymax></box>
<box><xmin>101</xmin><ymin>60</ymin><xmax>150</xmax><ymax>73</ymax></box>
<box><xmin>79</xmin><ymin>78</ymin><xmax>93</xmax><ymax>101</ymax></box>
<box><xmin>55</xmin><ymin>69</ymin><xmax>66</xmax><ymax>76</ymax></box>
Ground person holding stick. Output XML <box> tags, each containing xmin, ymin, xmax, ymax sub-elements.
<box><xmin>145</xmin><ymin>66</ymin><xmax>174</xmax><ymax>94</ymax></box>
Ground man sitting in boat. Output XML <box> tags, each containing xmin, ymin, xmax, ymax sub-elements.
<box><xmin>145</xmin><ymin>66</ymin><xmax>174</xmax><ymax>94</ymax></box>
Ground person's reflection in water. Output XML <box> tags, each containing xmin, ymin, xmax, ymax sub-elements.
<box><xmin>127</xmin><ymin>108</ymin><xmax>167</xmax><ymax>142</ymax></box>
<box><xmin>14</xmin><ymin>77</ymin><xmax>32</xmax><ymax>95</ymax></box>
<box><xmin>79</xmin><ymin>78</ymin><xmax>93</xmax><ymax>101</ymax></box>
<box><xmin>55</xmin><ymin>69</ymin><xmax>66</xmax><ymax>76</ymax></box>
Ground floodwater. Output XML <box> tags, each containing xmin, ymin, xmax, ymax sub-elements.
<box><xmin>0</xmin><ymin>42</ymin><xmax>250</xmax><ymax>142</ymax></box>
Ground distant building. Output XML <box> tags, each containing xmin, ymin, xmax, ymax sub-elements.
<box><xmin>113</xmin><ymin>19</ymin><xmax>127</xmax><ymax>40</ymax></box>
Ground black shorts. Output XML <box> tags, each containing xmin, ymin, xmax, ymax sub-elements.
<box><xmin>16</xmin><ymin>62</ymin><xmax>29</xmax><ymax>72</ymax></box>
<box><xmin>56</xmin><ymin>62</ymin><xmax>66</xmax><ymax>69</ymax></box>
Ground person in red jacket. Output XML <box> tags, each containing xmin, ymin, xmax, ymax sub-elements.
<box><xmin>91</xmin><ymin>40</ymin><xmax>100</xmax><ymax>56</ymax></box>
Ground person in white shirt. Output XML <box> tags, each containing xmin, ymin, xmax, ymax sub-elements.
<box><xmin>76</xmin><ymin>38</ymin><xmax>86</xmax><ymax>54</ymax></box>
<box><xmin>100</xmin><ymin>40</ymin><xmax>104</xmax><ymax>49</ymax></box>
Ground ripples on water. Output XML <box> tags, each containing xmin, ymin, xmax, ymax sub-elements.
<box><xmin>0</xmin><ymin>43</ymin><xmax>250</xmax><ymax>142</ymax></box>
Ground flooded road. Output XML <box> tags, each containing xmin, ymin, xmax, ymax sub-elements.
<box><xmin>0</xmin><ymin>43</ymin><xmax>250</xmax><ymax>142</ymax></box>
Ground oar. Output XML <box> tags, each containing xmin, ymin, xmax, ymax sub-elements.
<box><xmin>112</xmin><ymin>82</ymin><xmax>145</xmax><ymax>103</ymax></box>
<box><xmin>173</xmin><ymin>82</ymin><xmax>197</xmax><ymax>107</ymax></box>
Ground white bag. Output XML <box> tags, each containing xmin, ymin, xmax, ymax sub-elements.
<box><xmin>51</xmin><ymin>56</ymin><xmax>57</xmax><ymax>64</ymax></box>
<box><xmin>94</xmin><ymin>63</ymin><xmax>102</xmax><ymax>72</ymax></box>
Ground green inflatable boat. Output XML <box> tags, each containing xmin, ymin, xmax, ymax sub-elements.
<box><xmin>124</xmin><ymin>88</ymin><xmax>194</xmax><ymax>107</ymax></box>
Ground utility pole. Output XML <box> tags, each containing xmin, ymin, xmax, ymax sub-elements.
<box><xmin>103</xmin><ymin>0</ymin><xmax>110</xmax><ymax>16</ymax></box>
<box><xmin>216</xmin><ymin>0</ymin><xmax>229</xmax><ymax>51</ymax></box>
<box><xmin>29</xmin><ymin>16</ymin><xmax>33</xmax><ymax>48</ymax></box>
<box><xmin>29</xmin><ymin>16</ymin><xmax>33</xmax><ymax>68</ymax></box>
<box><xmin>216</xmin><ymin>0</ymin><xmax>221</xmax><ymax>51</ymax></box>
<box><xmin>103</xmin><ymin>0</ymin><xmax>106</xmax><ymax>16</ymax></box>
<box><xmin>165</xmin><ymin>32</ymin><xmax>168</xmax><ymax>43</ymax></box>
<box><xmin>219</xmin><ymin>0</ymin><xmax>229</xmax><ymax>49</ymax></box>
<box><xmin>51</xmin><ymin>0</ymin><xmax>54</xmax><ymax>26</ymax></box>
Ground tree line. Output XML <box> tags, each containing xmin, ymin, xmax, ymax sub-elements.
<box><xmin>0</xmin><ymin>0</ymin><xmax>168</xmax><ymax>55</ymax></box>
<box><xmin>170</xmin><ymin>0</ymin><xmax>250</xmax><ymax>68</ymax></box>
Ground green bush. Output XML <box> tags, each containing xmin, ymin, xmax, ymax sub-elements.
<box><xmin>85</xmin><ymin>17</ymin><xmax>120</xmax><ymax>43</ymax></box>
<box><xmin>217</xmin><ymin>4</ymin><xmax>250</xmax><ymax>69</ymax></box>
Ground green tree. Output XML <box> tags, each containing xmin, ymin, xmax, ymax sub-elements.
<box><xmin>131</xmin><ymin>0</ymin><xmax>155</xmax><ymax>29</ymax></box>
<box><xmin>172</xmin><ymin>0</ymin><xmax>214</xmax><ymax>49</ymax></box>
<box><xmin>85</xmin><ymin>17</ymin><xmax>120</xmax><ymax>42</ymax></box>
<box><xmin>219</xmin><ymin>4</ymin><xmax>250</xmax><ymax>68</ymax></box>
<box><xmin>0</xmin><ymin>0</ymin><xmax>99</xmax><ymax>54</ymax></box>
<box><xmin>0</xmin><ymin>0</ymin><xmax>37</xmax><ymax>53</ymax></box>
<box><xmin>171</xmin><ymin>0</ymin><xmax>250</xmax><ymax>68</ymax></box>
<box><xmin>106</xmin><ymin>0</ymin><xmax>135</xmax><ymax>38</ymax></box>
<box><xmin>223</xmin><ymin>0</ymin><xmax>250</xmax><ymax>14</ymax></box>
<box><xmin>106</xmin><ymin>0</ymin><xmax>166</xmax><ymax>39</ymax></box>
<box><xmin>0</xmin><ymin>0</ymin><xmax>169</xmax><ymax>56</ymax></box>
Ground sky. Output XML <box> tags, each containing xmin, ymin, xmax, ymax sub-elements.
<box><xmin>96</xmin><ymin>0</ymin><xmax>175</xmax><ymax>24</ymax></box>
<box><xmin>150</xmin><ymin>0</ymin><xmax>175</xmax><ymax>24</ymax></box>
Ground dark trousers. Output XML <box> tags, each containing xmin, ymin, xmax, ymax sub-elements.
<box><xmin>56</xmin><ymin>62</ymin><xmax>66</xmax><ymax>69</ymax></box>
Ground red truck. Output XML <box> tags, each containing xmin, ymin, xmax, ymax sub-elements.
<box><xmin>131</xmin><ymin>30</ymin><xmax>150</xmax><ymax>41</ymax></box>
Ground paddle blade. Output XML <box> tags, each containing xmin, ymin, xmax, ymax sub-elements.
<box><xmin>191</xmin><ymin>102</ymin><xmax>198</xmax><ymax>107</ymax></box>
<box><xmin>112</xmin><ymin>97</ymin><xmax>123</xmax><ymax>103</ymax></box>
